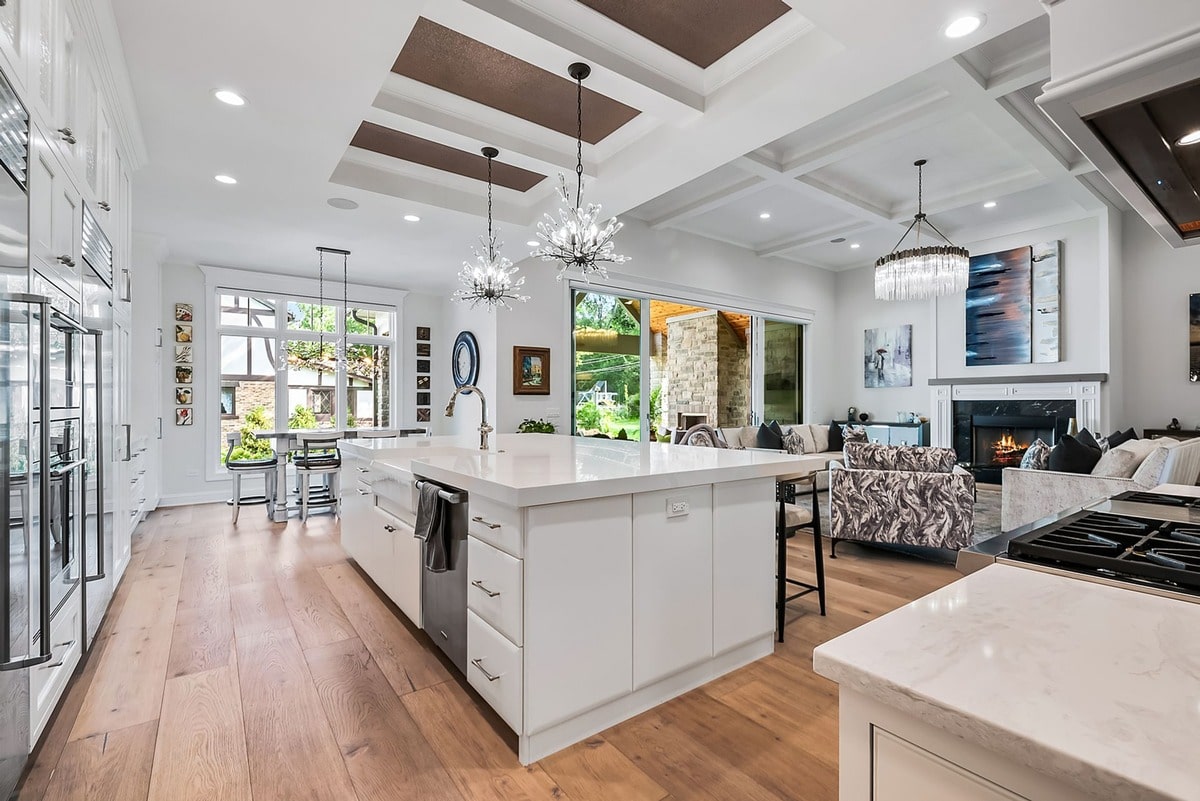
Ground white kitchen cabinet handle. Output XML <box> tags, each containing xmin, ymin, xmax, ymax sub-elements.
<box><xmin>356</xmin><ymin>489</ymin><xmax>370</xmax><ymax>496</ymax></box>
<box><xmin>472</xmin><ymin>516</ymin><xmax>501</xmax><ymax>529</ymax></box>
<box><xmin>470</xmin><ymin>579</ymin><xmax>500</xmax><ymax>598</ymax></box>
<box><xmin>470</xmin><ymin>658</ymin><xmax>502</xmax><ymax>682</ymax></box>
<box><xmin>356</xmin><ymin>466</ymin><xmax>369</xmax><ymax>473</ymax></box>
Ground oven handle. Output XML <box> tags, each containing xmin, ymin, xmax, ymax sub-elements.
<box><xmin>122</xmin><ymin>424</ymin><xmax>132</xmax><ymax>462</ymax></box>
<box><xmin>86</xmin><ymin>330</ymin><xmax>106</xmax><ymax>582</ymax></box>
<box><xmin>49</xmin><ymin>308</ymin><xmax>88</xmax><ymax>334</ymax></box>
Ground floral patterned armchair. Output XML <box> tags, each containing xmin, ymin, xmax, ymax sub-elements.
<box><xmin>829</xmin><ymin>442</ymin><xmax>975</xmax><ymax>554</ymax></box>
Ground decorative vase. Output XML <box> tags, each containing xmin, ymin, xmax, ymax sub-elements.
<box><xmin>1068</xmin><ymin>418</ymin><xmax>1079</xmax><ymax>436</ymax></box>
<box><xmin>858</xmin><ymin>412</ymin><xmax>870</xmax><ymax>423</ymax></box>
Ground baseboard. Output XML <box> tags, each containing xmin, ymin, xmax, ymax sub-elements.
<box><xmin>158</xmin><ymin>488</ymin><xmax>232</xmax><ymax>507</ymax></box>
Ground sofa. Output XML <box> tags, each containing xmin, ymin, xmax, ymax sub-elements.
<box><xmin>1001</xmin><ymin>436</ymin><xmax>1200</xmax><ymax>532</ymax></box>
<box><xmin>830</xmin><ymin>442</ymin><xmax>976</xmax><ymax>552</ymax></box>
<box><xmin>716</xmin><ymin>423</ymin><xmax>844</xmax><ymax>489</ymax></box>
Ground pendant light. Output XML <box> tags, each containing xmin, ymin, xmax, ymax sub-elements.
<box><xmin>874</xmin><ymin>159</ymin><xmax>969</xmax><ymax>301</ymax></box>
<box><xmin>532</xmin><ymin>62</ymin><xmax>628</xmax><ymax>281</ymax></box>
<box><xmin>316</xmin><ymin>246</ymin><xmax>350</xmax><ymax>368</ymax></box>
<box><xmin>454</xmin><ymin>146</ymin><xmax>529</xmax><ymax>310</ymax></box>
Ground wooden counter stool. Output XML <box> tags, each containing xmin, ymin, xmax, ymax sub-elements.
<box><xmin>224</xmin><ymin>433</ymin><xmax>277</xmax><ymax>523</ymax></box>
<box><xmin>776</xmin><ymin>474</ymin><xmax>827</xmax><ymax>642</ymax></box>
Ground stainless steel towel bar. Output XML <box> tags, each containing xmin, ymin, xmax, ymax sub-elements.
<box><xmin>414</xmin><ymin>479</ymin><xmax>466</xmax><ymax>505</ymax></box>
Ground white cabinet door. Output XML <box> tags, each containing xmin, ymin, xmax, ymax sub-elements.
<box><xmin>111</xmin><ymin>316</ymin><xmax>131</xmax><ymax>577</ymax></box>
<box><xmin>0</xmin><ymin>0</ymin><xmax>24</xmax><ymax>81</ymax></box>
<box><xmin>28</xmin><ymin>0</ymin><xmax>60</xmax><ymax>128</ymax></box>
<box><xmin>712</xmin><ymin>478</ymin><xmax>776</xmax><ymax>654</ymax></box>
<box><xmin>873</xmin><ymin>729</ymin><xmax>1030</xmax><ymax>801</ymax></box>
<box><xmin>524</xmin><ymin>495</ymin><xmax>632</xmax><ymax>734</ymax></box>
<box><xmin>631</xmin><ymin>485</ymin><xmax>712</xmax><ymax>688</ymax></box>
<box><xmin>29</xmin><ymin>124</ymin><xmax>80</xmax><ymax>289</ymax></box>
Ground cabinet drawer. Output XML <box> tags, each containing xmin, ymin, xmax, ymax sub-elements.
<box><xmin>467</xmin><ymin>610</ymin><xmax>522</xmax><ymax>733</ymax></box>
<box><xmin>467</xmin><ymin>536</ymin><xmax>523</xmax><ymax>645</ymax></box>
<box><xmin>30</xmin><ymin>588</ymin><xmax>83</xmax><ymax>746</ymax></box>
<box><xmin>375</xmin><ymin>477</ymin><xmax>415</xmax><ymax>519</ymax></box>
<box><xmin>468</xmin><ymin>497</ymin><xmax>523</xmax><ymax>557</ymax></box>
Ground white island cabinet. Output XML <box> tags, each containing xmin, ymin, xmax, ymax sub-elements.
<box><xmin>815</xmin><ymin>564</ymin><xmax>1200</xmax><ymax>801</ymax></box>
<box><xmin>338</xmin><ymin>433</ymin><xmax>807</xmax><ymax>764</ymax></box>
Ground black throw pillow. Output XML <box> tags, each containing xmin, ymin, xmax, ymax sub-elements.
<box><xmin>1048</xmin><ymin>434</ymin><xmax>1102</xmax><ymax>474</ymax></box>
<box><xmin>827</xmin><ymin>420</ymin><xmax>845</xmax><ymax>451</ymax></box>
<box><xmin>1076</xmin><ymin>428</ymin><xmax>1101</xmax><ymax>452</ymax></box>
<box><xmin>1107</xmin><ymin>427</ymin><xmax>1138</xmax><ymax>449</ymax></box>
<box><xmin>756</xmin><ymin>421</ymin><xmax>784</xmax><ymax>450</ymax></box>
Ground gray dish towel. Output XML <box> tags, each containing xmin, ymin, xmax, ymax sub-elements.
<box><xmin>415</xmin><ymin>481</ymin><xmax>448</xmax><ymax>572</ymax></box>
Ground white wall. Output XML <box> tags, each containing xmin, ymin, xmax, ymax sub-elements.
<box><xmin>441</xmin><ymin>299</ymin><xmax>498</xmax><ymax>437</ymax></box>
<box><xmin>1121</xmin><ymin>211</ymin><xmax>1200</xmax><ymax>432</ymax></box>
<box><xmin>833</xmin><ymin>213</ymin><xmax>1120</xmax><ymax>427</ymax></box>
<box><xmin>130</xmin><ymin>234</ymin><xmax>167</xmax><ymax>510</ymax></box>
<box><xmin>492</xmin><ymin>217</ymin><xmax>838</xmax><ymax>434</ymax></box>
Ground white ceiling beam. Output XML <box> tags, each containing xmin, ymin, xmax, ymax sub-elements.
<box><xmin>792</xmin><ymin>176</ymin><xmax>894</xmax><ymax>226</ymax></box>
<box><xmin>893</xmin><ymin>168</ymin><xmax>1049</xmax><ymax>220</ymax></box>
<box><xmin>647</xmin><ymin>176</ymin><xmax>767</xmax><ymax>229</ymax></box>
<box><xmin>983</xmin><ymin>46</ymin><xmax>1051</xmax><ymax>98</ymax></box>
<box><xmin>756</xmin><ymin>221</ymin><xmax>875</xmax><ymax>258</ymax></box>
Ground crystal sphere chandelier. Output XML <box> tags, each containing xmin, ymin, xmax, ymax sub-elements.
<box><xmin>454</xmin><ymin>146</ymin><xmax>529</xmax><ymax>311</ymax></box>
<box><xmin>874</xmin><ymin>159</ymin><xmax>969</xmax><ymax>301</ymax></box>
<box><xmin>532</xmin><ymin>62</ymin><xmax>628</xmax><ymax>282</ymax></box>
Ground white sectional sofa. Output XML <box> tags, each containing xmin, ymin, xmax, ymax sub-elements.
<box><xmin>716</xmin><ymin>423</ymin><xmax>844</xmax><ymax>490</ymax></box>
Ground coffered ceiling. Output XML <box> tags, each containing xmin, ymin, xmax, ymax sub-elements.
<box><xmin>111</xmin><ymin>0</ymin><xmax>1121</xmax><ymax>290</ymax></box>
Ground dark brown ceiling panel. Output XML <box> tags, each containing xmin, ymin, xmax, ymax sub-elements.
<box><xmin>350</xmin><ymin>122</ymin><xmax>546</xmax><ymax>192</ymax></box>
<box><xmin>575</xmin><ymin>0</ymin><xmax>791</xmax><ymax>68</ymax></box>
<box><xmin>392</xmin><ymin>18</ymin><xmax>639</xmax><ymax>144</ymax></box>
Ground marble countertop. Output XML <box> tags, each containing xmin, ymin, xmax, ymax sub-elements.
<box><xmin>340</xmin><ymin>433</ymin><xmax>820</xmax><ymax>507</ymax></box>
<box><xmin>813</xmin><ymin>563</ymin><xmax>1200</xmax><ymax>801</ymax></box>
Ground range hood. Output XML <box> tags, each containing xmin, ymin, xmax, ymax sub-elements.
<box><xmin>1038</xmin><ymin>0</ymin><xmax>1200</xmax><ymax>247</ymax></box>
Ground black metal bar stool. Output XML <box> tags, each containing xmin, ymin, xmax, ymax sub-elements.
<box><xmin>776</xmin><ymin>473</ymin><xmax>827</xmax><ymax>642</ymax></box>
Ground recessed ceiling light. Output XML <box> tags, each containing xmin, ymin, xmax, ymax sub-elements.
<box><xmin>944</xmin><ymin>14</ymin><xmax>985</xmax><ymax>38</ymax></box>
<box><xmin>327</xmin><ymin>197</ymin><xmax>358</xmax><ymax>210</ymax></box>
<box><xmin>404</xmin><ymin>214</ymin><xmax>420</xmax><ymax>222</ymax></box>
<box><xmin>526</xmin><ymin>240</ymin><xmax>540</xmax><ymax>247</ymax></box>
<box><xmin>831</xmin><ymin>237</ymin><xmax>846</xmax><ymax>244</ymax></box>
<box><xmin>213</xmin><ymin>89</ymin><xmax>246</xmax><ymax>106</ymax></box>
<box><xmin>1176</xmin><ymin>130</ymin><xmax>1200</xmax><ymax>146</ymax></box>
<box><xmin>850</xmin><ymin>243</ymin><xmax>861</xmax><ymax>249</ymax></box>
<box><xmin>759</xmin><ymin>212</ymin><xmax>771</xmax><ymax>220</ymax></box>
<box><xmin>983</xmin><ymin>200</ymin><xmax>997</xmax><ymax>208</ymax></box>
<box><xmin>214</xmin><ymin>174</ymin><xmax>237</xmax><ymax>184</ymax></box>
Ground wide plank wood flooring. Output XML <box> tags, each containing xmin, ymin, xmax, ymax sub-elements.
<box><xmin>17</xmin><ymin>501</ymin><xmax>957</xmax><ymax>801</ymax></box>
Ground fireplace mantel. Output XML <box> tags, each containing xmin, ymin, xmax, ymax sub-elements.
<box><xmin>928</xmin><ymin>373</ymin><xmax>1108</xmax><ymax>386</ymax></box>
<box><xmin>929</xmin><ymin>379</ymin><xmax>1103</xmax><ymax>448</ymax></box>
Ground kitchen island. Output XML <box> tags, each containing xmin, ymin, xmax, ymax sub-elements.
<box><xmin>337</xmin><ymin>433</ymin><xmax>816</xmax><ymax>764</ymax></box>
<box><xmin>814</xmin><ymin>563</ymin><xmax>1200</xmax><ymax>801</ymax></box>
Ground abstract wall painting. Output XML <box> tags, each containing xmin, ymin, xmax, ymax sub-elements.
<box><xmin>864</xmin><ymin>325</ymin><xmax>913</xmax><ymax>388</ymax></box>
<box><xmin>1031</xmin><ymin>240</ymin><xmax>1062</xmax><ymax>363</ymax></box>
<box><xmin>966</xmin><ymin>246</ymin><xmax>1033</xmax><ymax>366</ymax></box>
<box><xmin>1191</xmin><ymin>293</ymin><xmax>1200</xmax><ymax>383</ymax></box>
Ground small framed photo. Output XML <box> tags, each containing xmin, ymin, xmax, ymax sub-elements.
<box><xmin>175</xmin><ymin>366</ymin><xmax>193</xmax><ymax>384</ymax></box>
<box><xmin>416</xmin><ymin>326</ymin><xmax>431</xmax><ymax>341</ymax></box>
<box><xmin>175</xmin><ymin>324</ymin><xmax>192</xmax><ymax>343</ymax></box>
<box><xmin>175</xmin><ymin>303</ymin><xmax>193</xmax><ymax>322</ymax></box>
<box><xmin>513</xmin><ymin>346</ymin><xmax>550</xmax><ymax>395</ymax></box>
<box><xmin>175</xmin><ymin>345</ymin><xmax>193</xmax><ymax>364</ymax></box>
<box><xmin>416</xmin><ymin>375</ymin><xmax>430</xmax><ymax>389</ymax></box>
<box><xmin>416</xmin><ymin>407</ymin><xmax>431</xmax><ymax>422</ymax></box>
<box><xmin>416</xmin><ymin>392</ymin><xmax>430</xmax><ymax>406</ymax></box>
<box><xmin>176</xmin><ymin>387</ymin><xmax>193</xmax><ymax>405</ymax></box>
<box><xmin>175</xmin><ymin>407</ymin><xmax>193</xmax><ymax>426</ymax></box>
<box><xmin>416</xmin><ymin>359</ymin><xmax>430</xmax><ymax>374</ymax></box>
<box><xmin>416</xmin><ymin>342</ymin><xmax>431</xmax><ymax>357</ymax></box>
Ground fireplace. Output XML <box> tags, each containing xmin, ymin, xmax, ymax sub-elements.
<box><xmin>971</xmin><ymin>415</ymin><xmax>1066</xmax><ymax>483</ymax></box>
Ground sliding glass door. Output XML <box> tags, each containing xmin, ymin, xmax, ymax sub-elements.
<box><xmin>572</xmin><ymin>290</ymin><xmax>645</xmax><ymax>440</ymax></box>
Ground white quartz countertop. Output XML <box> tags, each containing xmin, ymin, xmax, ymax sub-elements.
<box><xmin>813</xmin><ymin>564</ymin><xmax>1200</xmax><ymax>801</ymax></box>
<box><xmin>340</xmin><ymin>433</ymin><xmax>818</xmax><ymax>507</ymax></box>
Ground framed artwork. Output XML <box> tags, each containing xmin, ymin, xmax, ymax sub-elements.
<box><xmin>966</xmin><ymin>246</ymin><xmax>1033</xmax><ymax>366</ymax></box>
<box><xmin>1031</xmin><ymin>240</ymin><xmax>1062</xmax><ymax>364</ymax></box>
<box><xmin>416</xmin><ymin>342</ymin><xmax>431</xmax><ymax>357</ymax></box>
<box><xmin>416</xmin><ymin>375</ymin><xmax>430</xmax><ymax>389</ymax></box>
<box><xmin>175</xmin><ymin>407</ymin><xmax>193</xmax><ymax>426</ymax></box>
<box><xmin>175</xmin><ymin>345</ymin><xmax>193</xmax><ymax>364</ymax></box>
<box><xmin>176</xmin><ymin>387</ymin><xmax>193</xmax><ymax>405</ymax></box>
<box><xmin>1191</xmin><ymin>293</ymin><xmax>1200</xmax><ymax>383</ymax></box>
<box><xmin>175</xmin><ymin>366</ymin><xmax>193</xmax><ymax>384</ymax></box>
<box><xmin>513</xmin><ymin>346</ymin><xmax>551</xmax><ymax>395</ymax></box>
<box><xmin>416</xmin><ymin>408</ymin><xmax>431</xmax><ymax>422</ymax></box>
<box><xmin>416</xmin><ymin>326</ymin><xmax>431</xmax><ymax>341</ymax></box>
<box><xmin>175</xmin><ymin>324</ymin><xmax>192</xmax><ymax>343</ymax></box>
<box><xmin>417</xmin><ymin>392</ymin><xmax>430</xmax><ymax>406</ymax></box>
<box><xmin>416</xmin><ymin>359</ymin><xmax>431</xmax><ymax>374</ymax></box>
<box><xmin>175</xmin><ymin>303</ymin><xmax>193</xmax><ymax>322</ymax></box>
<box><xmin>864</xmin><ymin>326</ymin><xmax>912</xmax><ymax>388</ymax></box>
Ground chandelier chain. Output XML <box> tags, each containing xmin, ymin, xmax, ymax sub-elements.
<box><xmin>487</xmin><ymin>153</ymin><xmax>494</xmax><ymax>250</ymax></box>
<box><xmin>318</xmin><ymin>248</ymin><xmax>325</xmax><ymax>353</ymax></box>
<box><xmin>342</xmin><ymin>251</ymin><xmax>347</xmax><ymax>365</ymax></box>
<box><xmin>576</xmin><ymin>74</ymin><xmax>584</xmax><ymax>207</ymax></box>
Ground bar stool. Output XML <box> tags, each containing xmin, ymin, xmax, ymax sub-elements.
<box><xmin>293</xmin><ymin>431</ymin><xmax>343</xmax><ymax>521</ymax></box>
<box><xmin>224</xmin><ymin>433</ymin><xmax>277</xmax><ymax>523</ymax></box>
<box><xmin>776</xmin><ymin>473</ymin><xmax>827</xmax><ymax>642</ymax></box>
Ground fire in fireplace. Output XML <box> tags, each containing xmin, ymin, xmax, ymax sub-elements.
<box><xmin>970</xmin><ymin>414</ymin><xmax>1067</xmax><ymax>483</ymax></box>
<box><xmin>990</xmin><ymin>431</ymin><xmax>1028</xmax><ymax>465</ymax></box>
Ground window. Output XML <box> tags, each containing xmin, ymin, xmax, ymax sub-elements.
<box><xmin>214</xmin><ymin>288</ymin><xmax>396</xmax><ymax>466</ymax></box>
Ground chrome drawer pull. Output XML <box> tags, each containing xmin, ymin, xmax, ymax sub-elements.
<box><xmin>471</xmin><ymin>580</ymin><xmax>500</xmax><ymax>598</ymax></box>
<box><xmin>356</xmin><ymin>466</ymin><xmax>369</xmax><ymax>473</ymax></box>
<box><xmin>357</xmin><ymin>489</ymin><xmax>370</xmax><ymax>496</ymax></box>
<box><xmin>472</xmin><ymin>516</ymin><xmax>501</xmax><ymax>530</ymax></box>
<box><xmin>383</xmin><ymin>524</ymin><xmax>396</xmax><ymax>533</ymax></box>
<box><xmin>470</xmin><ymin>658</ymin><xmax>502</xmax><ymax>682</ymax></box>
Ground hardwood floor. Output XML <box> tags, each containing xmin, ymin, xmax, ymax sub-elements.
<box><xmin>17</xmin><ymin>502</ymin><xmax>957</xmax><ymax>801</ymax></box>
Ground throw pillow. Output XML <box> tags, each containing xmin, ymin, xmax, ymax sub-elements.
<box><xmin>1076</xmin><ymin>429</ymin><xmax>1102</xmax><ymax>452</ymax></box>
<box><xmin>1019</xmin><ymin>439</ymin><xmax>1052</xmax><ymax>470</ymax></box>
<box><xmin>1047</xmin><ymin>434</ymin><xmax>1102</xmax><ymax>474</ymax></box>
<box><xmin>782</xmin><ymin>429</ymin><xmax>806</xmax><ymax>455</ymax></box>
<box><xmin>756</xmin><ymin>421</ymin><xmax>784</xmax><ymax>450</ymax></box>
<box><xmin>1091</xmin><ymin>448</ymin><xmax>1141</xmax><ymax>478</ymax></box>
<box><xmin>1107</xmin><ymin>427</ymin><xmax>1138</xmax><ymax>449</ymax></box>
<box><xmin>1131</xmin><ymin>440</ymin><xmax>1181</xmax><ymax>487</ymax></box>
<box><xmin>827</xmin><ymin>420</ymin><xmax>845</xmax><ymax>451</ymax></box>
<box><xmin>810</xmin><ymin>423</ymin><xmax>830</xmax><ymax>453</ymax></box>
<box><xmin>1113</xmin><ymin>438</ymin><xmax>1161</xmax><ymax>467</ymax></box>
<box><xmin>792</xmin><ymin>425</ymin><xmax>819</xmax><ymax>455</ymax></box>
<box><xmin>841</xmin><ymin>424</ymin><xmax>868</xmax><ymax>446</ymax></box>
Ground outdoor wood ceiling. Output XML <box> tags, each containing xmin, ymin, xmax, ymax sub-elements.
<box><xmin>350</xmin><ymin>122</ymin><xmax>546</xmax><ymax>192</ymax></box>
<box><xmin>393</xmin><ymin>18</ymin><xmax>640</xmax><ymax>144</ymax></box>
<box><xmin>649</xmin><ymin>300</ymin><xmax>749</xmax><ymax>342</ymax></box>
<box><xmin>575</xmin><ymin>0</ymin><xmax>791</xmax><ymax>68</ymax></box>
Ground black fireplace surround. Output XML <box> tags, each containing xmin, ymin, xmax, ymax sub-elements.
<box><xmin>953</xmin><ymin>399</ymin><xmax>1076</xmax><ymax>484</ymax></box>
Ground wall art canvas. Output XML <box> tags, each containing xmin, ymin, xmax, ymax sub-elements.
<box><xmin>863</xmin><ymin>325</ymin><xmax>912</xmax><ymax>388</ymax></box>
<box><xmin>175</xmin><ymin>366</ymin><xmax>193</xmax><ymax>384</ymax></box>
<box><xmin>175</xmin><ymin>407</ymin><xmax>193</xmax><ymax>426</ymax></box>
<box><xmin>175</xmin><ymin>303</ymin><xmax>193</xmax><ymax>322</ymax></box>
<box><xmin>513</xmin><ymin>346</ymin><xmax>551</xmax><ymax>395</ymax></box>
<box><xmin>416</xmin><ymin>375</ymin><xmax>430</xmax><ymax>389</ymax></box>
<box><xmin>966</xmin><ymin>245</ymin><xmax>1032</xmax><ymax>366</ymax></box>
<box><xmin>417</xmin><ymin>392</ymin><xmax>430</xmax><ymax>406</ymax></box>
<box><xmin>416</xmin><ymin>326</ymin><xmax>431</xmax><ymax>341</ymax></box>
<box><xmin>175</xmin><ymin>324</ymin><xmax>192</xmax><ymax>343</ymax></box>
<box><xmin>176</xmin><ymin>387</ymin><xmax>192</xmax><ymax>405</ymax></box>
<box><xmin>1191</xmin><ymin>293</ymin><xmax>1200</xmax><ymax>383</ymax></box>
<box><xmin>416</xmin><ymin>359</ymin><xmax>430</xmax><ymax>373</ymax></box>
<box><xmin>416</xmin><ymin>342</ymin><xmax>431</xmax><ymax>357</ymax></box>
<box><xmin>1031</xmin><ymin>240</ymin><xmax>1062</xmax><ymax>363</ymax></box>
<box><xmin>175</xmin><ymin>345</ymin><xmax>193</xmax><ymax>364</ymax></box>
<box><xmin>416</xmin><ymin>408</ymin><xmax>431</xmax><ymax>422</ymax></box>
